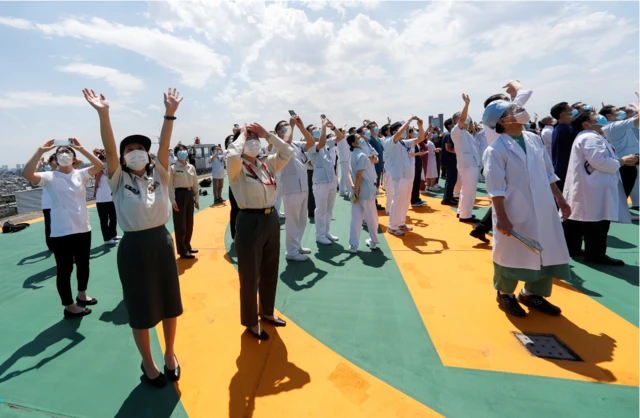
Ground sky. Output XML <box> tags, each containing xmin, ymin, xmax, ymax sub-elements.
<box><xmin>0</xmin><ymin>0</ymin><xmax>638</xmax><ymax>166</ymax></box>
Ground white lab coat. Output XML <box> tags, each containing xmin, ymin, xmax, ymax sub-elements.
<box><xmin>563</xmin><ymin>130</ymin><xmax>631</xmax><ymax>224</ymax></box>
<box><xmin>541</xmin><ymin>125</ymin><xmax>553</xmax><ymax>158</ymax></box>
<box><xmin>484</xmin><ymin>131</ymin><xmax>570</xmax><ymax>270</ymax></box>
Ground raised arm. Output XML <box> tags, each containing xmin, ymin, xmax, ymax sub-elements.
<box><xmin>227</xmin><ymin>128</ymin><xmax>246</xmax><ymax>183</ymax></box>
<box><xmin>158</xmin><ymin>88</ymin><xmax>183</xmax><ymax>170</ymax></box>
<box><xmin>23</xmin><ymin>140</ymin><xmax>56</xmax><ymax>184</ymax></box>
<box><xmin>457</xmin><ymin>94</ymin><xmax>471</xmax><ymax>130</ymax></box>
<box><xmin>69</xmin><ymin>138</ymin><xmax>104</xmax><ymax>177</ymax></box>
<box><xmin>393</xmin><ymin>117</ymin><xmax>413</xmax><ymax>143</ymax></box>
<box><xmin>315</xmin><ymin>119</ymin><xmax>328</xmax><ymax>151</ymax></box>
<box><xmin>83</xmin><ymin>89</ymin><xmax>118</xmax><ymax>178</ymax></box>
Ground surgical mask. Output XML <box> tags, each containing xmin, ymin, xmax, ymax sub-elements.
<box><xmin>56</xmin><ymin>153</ymin><xmax>73</xmax><ymax>167</ymax></box>
<box><xmin>465</xmin><ymin>116</ymin><xmax>472</xmax><ymax>124</ymax></box>
<box><xmin>283</xmin><ymin>127</ymin><xmax>288</xmax><ymax>134</ymax></box>
<box><xmin>617</xmin><ymin>111</ymin><xmax>626</xmax><ymax>120</ymax></box>
<box><xmin>373</xmin><ymin>127</ymin><xmax>380</xmax><ymax>134</ymax></box>
<box><xmin>177</xmin><ymin>150</ymin><xmax>188</xmax><ymax>160</ymax></box>
<box><xmin>358</xmin><ymin>138</ymin><xmax>366</xmax><ymax>148</ymax></box>
<box><xmin>365</xmin><ymin>131</ymin><xmax>372</xmax><ymax>139</ymax></box>
<box><xmin>570</xmin><ymin>109</ymin><xmax>578</xmax><ymax>118</ymax></box>
<box><xmin>525</xmin><ymin>122</ymin><xmax>531</xmax><ymax>129</ymax></box>
<box><xmin>514</xmin><ymin>110</ymin><xmax>531</xmax><ymax>125</ymax></box>
<box><xmin>124</xmin><ymin>150</ymin><xmax>149</xmax><ymax>171</ymax></box>
<box><xmin>583</xmin><ymin>105</ymin><xmax>593</xmax><ymax>111</ymax></box>
<box><xmin>312</xmin><ymin>130</ymin><xmax>321</xmax><ymax>139</ymax></box>
<box><xmin>432</xmin><ymin>133</ymin><xmax>438</xmax><ymax>139</ymax></box>
<box><xmin>44</xmin><ymin>165</ymin><xmax>52</xmax><ymax>172</ymax></box>
<box><xmin>169</xmin><ymin>151</ymin><xmax>174</xmax><ymax>156</ymax></box>
<box><xmin>243</xmin><ymin>140</ymin><xmax>261</xmax><ymax>157</ymax></box>
<box><xmin>595</xmin><ymin>115</ymin><xmax>608</xmax><ymax>126</ymax></box>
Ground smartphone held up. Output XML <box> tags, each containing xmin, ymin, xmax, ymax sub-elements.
<box><xmin>53</xmin><ymin>139</ymin><xmax>74</xmax><ymax>146</ymax></box>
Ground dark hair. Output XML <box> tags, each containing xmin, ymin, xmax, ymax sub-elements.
<box><xmin>356</xmin><ymin>126</ymin><xmax>365</xmax><ymax>135</ymax></box>
<box><xmin>306</xmin><ymin>124</ymin><xmax>315</xmax><ymax>132</ymax></box>
<box><xmin>537</xmin><ymin>121</ymin><xmax>545</xmax><ymax>130</ymax></box>
<box><xmin>550</xmin><ymin>102</ymin><xmax>570</xmax><ymax>120</ymax></box>
<box><xmin>224</xmin><ymin>134</ymin><xmax>234</xmax><ymax>149</ymax></box>
<box><xmin>48</xmin><ymin>154</ymin><xmax>57</xmax><ymax>164</ymax></box>
<box><xmin>348</xmin><ymin>126</ymin><xmax>357</xmax><ymax>135</ymax></box>
<box><xmin>599</xmin><ymin>105</ymin><xmax>616</xmax><ymax>117</ymax></box>
<box><xmin>484</xmin><ymin>94</ymin><xmax>509</xmax><ymax>109</ymax></box>
<box><xmin>275</xmin><ymin>120</ymin><xmax>287</xmax><ymax>132</ymax></box>
<box><xmin>571</xmin><ymin>111</ymin><xmax>592</xmax><ymax>133</ymax></box>
<box><xmin>55</xmin><ymin>146</ymin><xmax>76</xmax><ymax>157</ymax></box>
<box><xmin>444</xmin><ymin>118</ymin><xmax>453</xmax><ymax>131</ymax></box>
<box><xmin>571</xmin><ymin>102</ymin><xmax>583</xmax><ymax>108</ymax></box>
<box><xmin>346</xmin><ymin>134</ymin><xmax>357</xmax><ymax>151</ymax></box>
<box><xmin>366</xmin><ymin>122</ymin><xmax>376</xmax><ymax>130</ymax></box>
<box><xmin>380</xmin><ymin>123</ymin><xmax>391</xmax><ymax>137</ymax></box>
<box><xmin>390</xmin><ymin>122</ymin><xmax>403</xmax><ymax>135</ymax></box>
<box><xmin>173</xmin><ymin>144</ymin><xmax>188</xmax><ymax>154</ymax></box>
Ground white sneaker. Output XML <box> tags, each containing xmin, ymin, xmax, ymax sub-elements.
<box><xmin>112</xmin><ymin>236</ymin><xmax>122</xmax><ymax>240</ymax></box>
<box><xmin>387</xmin><ymin>228</ymin><xmax>405</xmax><ymax>236</ymax></box>
<box><xmin>399</xmin><ymin>224</ymin><xmax>413</xmax><ymax>231</ymax></box>
<box><xmin>104</xmin><ymin>239</ymin><xmax>117</xmax><ymax>245</ymax></box>
<box><xmin>349</xmin><ymin>245</ymin><xmax>358</xmax><ymax>253</ymax></box>
<box><xmin>326</xmin><ymin>234</ymin><xmax>339</xmax><ymax>242</ymax></box>
<box><xmin>299</xmin><ymin>247</ymin><xmax>312</xmax><ymax>254</ymax></box>
<box><xmin>366</xmin><ymin>238</ymin><xmax>377</xmax><ymax>250</ymax></box>
<box><xmin>317</xmin><ymin>237</ymin><xmax>332</xmax><ymax>245</ymax></box>
<box><xmin>286</xmin><ymin>253</ymin><xmax>309</xmax><ymax>262</ymax></box>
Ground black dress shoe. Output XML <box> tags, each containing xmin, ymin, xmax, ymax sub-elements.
<box><xmin>164</xmin><ymin>356</ymin><xmax>180</xmax><ymax>382</ymax></box>
<box><xmin>260</xmin><ymin>315</ymin><xmax>287</xmax><ymax>327</ymax></box>
<box><xmin>496</xmin><ymin>292</ymin><xmax>526</xmax><ymax>317</ymax></box>
<box><xmin>459</xmin><ymin>215</ymin><xmax>477</xmax><ymax>223</ymax></box>
<box><xmin>517</xmin><ymin>293</ymin><xmax>562</xmax><ymax>316</ymax></box>
<box><xmin>585</xmin><ymin>255</ymin><xmax>625</xmax><ymax>266</ymax></box>
<box><xmin>141</xmin><ymin>363</ymin><xmax>167</xmax><ymax>388</ymax></box>
<box><xmin>247</xmin><ymin>327</ymin><xmax>269</xmax><ymax>340</ymax></box>
<box><xmin>76</xmin><ymin>297</ymin><xmax>98</xmax><ymax>306</ymax></box>
<box><xmin>188</xmin><ymin>249</ymin><xmax>199</xmax><ymax>254</ymax></box>
<box><xmin>63</xmin><ymin>308</ymin><xmax>92</xmax><ymax>318</ymax></box>
<box><xmin>180</xmin><ymin>253</ymin><xmax>195</xmax><ymax>259</ymax></box>
<box><xmin>470</xmin><ymin>229</ymin><xmax>490</xmax><ymax>243</ymax></box>
<box><xmin>441</xmin><ymin>199</ymin><xmax>458</xmax><ymax>206</ymax></box>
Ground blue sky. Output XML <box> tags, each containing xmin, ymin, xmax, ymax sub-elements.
<box><xmin>1</xmin><ymin>0</ymin><xmax>638</xmax><ymax>166</ymax></box>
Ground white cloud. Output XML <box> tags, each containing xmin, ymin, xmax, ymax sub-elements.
<box><xmin>0</xmin><ymin>16</ymin><xmax>228</xmax><ymax>88</ymax></box>
<box><xmin>0</xmin><ymin>92</ymin><xmax>86</xmax><ymax>109</ymax></box>
<box><xmin>56</xmin><ymin>63</ymin><xmax>144</xmax><ymax>95</ymax></box>
<box><xmin>148</xmin><ymin>104</ymin><xmax>162</xmax><ymax>112</ymax></box>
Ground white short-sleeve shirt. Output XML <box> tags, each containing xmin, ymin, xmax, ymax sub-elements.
<box><xmin>38</xmin><ymin>168</ymin><xmax>91</xmax><ymax>237</ymax></box>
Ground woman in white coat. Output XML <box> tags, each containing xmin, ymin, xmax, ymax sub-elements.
<box><xmin>482</xmin><ymin>100</ymin><xmax>572</xmax><ymax>318</ymax></box>
<box><xmin>562</xmin><ymin>111</ymin><xmax>637</xmax><ymax>266</ymax></box>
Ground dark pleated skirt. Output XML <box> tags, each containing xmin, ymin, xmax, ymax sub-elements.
<box><xmin>117</xmin><ymin>225</ymin><xmax>183</xmax><ymax>329</ymax></box>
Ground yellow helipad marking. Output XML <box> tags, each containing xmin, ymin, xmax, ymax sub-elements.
<box><xmin>156</xmin><ymin>204</ymin><xmax>442</xmax><ymax>418</ymax></box>
<box><xmin>379</xmin><ymin>193</ymin><xmax>639</xmax><ymax>387</ymax></box>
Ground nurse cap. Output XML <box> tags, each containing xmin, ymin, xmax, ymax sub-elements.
<box><xmin>482</xmin><ymin>100</ymin><xmax>512</xmax><ymax>130</ymax></box>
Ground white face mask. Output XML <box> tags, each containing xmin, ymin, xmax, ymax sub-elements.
<box><xmin>57</xmin><ymin>153</ymin><xmax>74</xmax><ymax>167</ymax></box>
<box><xmin>514</xmin><ymin>110</ymin><xmax>531</xmax><ymax>125</ymax></box>
<box><xmin>243</xmin><ymin>140</ymin><xmax>262</xmax><ymax>158</ymax></box>
<box><xmin>124</xmin><ymin>150</ymin><xmax>149</xmax><ymax>171</ymax></box>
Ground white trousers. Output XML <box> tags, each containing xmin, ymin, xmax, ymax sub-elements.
<box><xmin>313</xmin><ymin>181</ymin><xmax>337</xmax><ymax>239</ymax></box>
<box><xmin>339</xmin><ymin>162</ymin><xmax>350</xmax><ymax>194</ymax></box>
<box><xmin>385</xmin><ymin>172</ymin><xmax>394</xmax><ymax>207</ymax></box>
<box><xmin>389</xmin><ymin>177</ymin><xmax>412</xmax><ymax>229</ymax></box>
<box><xmin>350</xmin><ymin>198</ymin><xmax>379</xmax><ymax>248</ymax></box>
<box><xmin>457</xmin><ymin>166</ymin><xmax>479</xmax><ymax>219</ymax></box>
<box><xmin>454</xmin><ymin>174</ymin><xmax>462</xmax><ymax>198</ymax></box>
<box><xmin>283</xmin><ymin>191</ymin><xmax>308</xmax><ymax>256</ymax></box>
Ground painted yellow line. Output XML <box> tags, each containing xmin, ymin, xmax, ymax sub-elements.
<box><xmin>379</xmin><ymin>193</ymin><xmax>639</xmax><ymax>387</ymax></box>
<box><xmin>156</xmin><ymin>204</ymin><xmax>442</xmax><ymax>417</ymax></box>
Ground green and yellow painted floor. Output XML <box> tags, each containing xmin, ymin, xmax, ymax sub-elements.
<box><xmin>0</xmin><ymin>183</ymin><xmax>638</xmax><ymax>417</ymax></box>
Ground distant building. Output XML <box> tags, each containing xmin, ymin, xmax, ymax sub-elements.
<box><xmin>0</xmin><ymin>165</ymin><xmax>7</xmax><ymax>171</ymax></box>
<box><xmin>429</xmin><ymin>114</ymin><xmax>444</xmax><ymax>132</ymax></box>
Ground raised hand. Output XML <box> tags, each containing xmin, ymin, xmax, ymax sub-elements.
<box><xmin>82</xmin><ymin>89</ymin><xmax>109</xmax><ymax>113</ymax></box>
<box><xmin>326</xmin><ymin>119</ymin><xmax>335</xmax><ymax>130</ymax></box>
<box><xmin>462</xmin><ymin>93</ymin><xmax>470</xmax><ymax>104</ymax></box>
<box><xmin>417</xmin><ymin>118</ymin><xmax>424</xmax><ymax>128</ymax></box>
<box><xmin>39</xmin><ymin>139</ymin><xmax>56</xmax><ymax>153</ymax></box>
<box><xmin>322</xmin><ymin>118</ymin><xmax>329</xmax><ymax>128</ymax></box>
<box><xmin>291</xmin><ymin>115</ymin><xmax>302</xmax><ymax>127</ymax></box>
<box><xmin>247</xmin><ymin>123</ymin><xmax>269</xmax><ymax>139</ymax></box>
<box><xmin>164</xmin><ymin>88</ymin><xmax>183</xmax><ymax>115</ymax></box>
<box><xmin>68</xmin><ymin>138</ymin><xmax>83</xmax><ymax>149</ymax></box>
<box><xmin>502</xmin><ymin>80</ymin><xmax>522</xmax><ymax>98</ymax></box>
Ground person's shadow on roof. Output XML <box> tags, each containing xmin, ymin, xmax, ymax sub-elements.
<box><xmin>0</xmin><ymin>318</ymin><xmax>85</xmax><ymax>384</ymax></box>
<box><xmin>280</xmin><ymin>259</ymin><xmax>327</xmax><ymax>291</ymax></box>
<box><xmin>17</xmin><ymin>250</ymin><xmax>52</xmax><ymax>266</ymax></box>
<box><xmin>115</xmin><ymin>375</ymin><xmax>181</xmax><ymax>418</ymax></box>
<box><xmin>229</xmin><ymin>331</ymin><xmax>310</xmax><ymax>418</ymax></box>
<box><xmin>23</xmin><ymin>265</ymin><xmax>56</xmax><ymax>290</ymax></box>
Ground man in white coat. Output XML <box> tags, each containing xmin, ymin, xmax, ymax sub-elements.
<box><xmin>539</xmin><ymin>116</ymin><xmax>555</xmax><ymax>159</ymax></box>
<box><xmin>562</xmin><ymin>111</ymin><xmax>636</xmax><ymax>265</ymax></box>
<box><xmin>275</xmin><ymin>116</ymin><xmax>315</xmax><ymax>261</ymax></box>
<box><xmin>450</xmin><ymin>94</ymin><xmax>481</xmax><ymax>222</ymax></box>
<box><xmin>482</xmin><ymin>100</ymin><xmax>572</xmax><ymax>318</ymax></box>
<box><xmin>337</xmin><ymin>126</ymin><xmax>351</xmax><ymax>196</ymax></box>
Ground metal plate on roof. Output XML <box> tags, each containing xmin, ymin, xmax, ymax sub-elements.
<box><xmin>513</xmin><ymin>333</ymin><xmax>582</xmax><ymax>361</ymax></box>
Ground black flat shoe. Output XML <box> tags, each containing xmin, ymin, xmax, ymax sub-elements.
<box><xmin>459</xmin><ymin>216</ymin><xmax>477</xmax><ymax>223</ymax></box>
<box><xmin>247</xmin><ymin>327</ymin><xmax>269</xmax><ymax>340</ymax></box>
<box><xmin>141</xmin><ymin>362</ymin><xmax>167</xmax><ymax>388</ymax></box>
<box><xmin>470</xmin><ymin>229</ymin><xmax>490</xmax><ymax>243</ymax></box>
<box><xmin>260</xmin><ymin>315</ymin><xmax>287</xmax><ymax>327</ymax></box>
<box><xmin>63</xmin><ymin>308</ymin><xmax>91</xmax><ymax>318</ymax></box>
<box><xmin>76</xmin><ymin>297</ymin><xmax>98</xmax><ymax>306</ymax></box>
<box><xmin>188</xmin><ymin>249</ymin><xmax>199</xmax><ymax>254</ymax></box>
<box><xmin>164</xmin><ymin>356</ymin><xmax>180</xmax><ymax>382</ymax></box>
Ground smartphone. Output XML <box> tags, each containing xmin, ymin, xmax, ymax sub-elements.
<box><xmin>289</xmin><ymin>110</ymin><xmax>297</xmax><ymax>116</ymax></box>
<box><xmin>53</xmin><ymin>139</ymin><xmax>71</xmax><ymax>146</ymax></box>
<box><xmin>321</xmin><ymin>114</ymin><xmax>326</xmax><ymax>120</ymax></box>
<box><xmin>233</xmin><ymin>124</ymin><xmax>239</xmax><ymax>128</ymax></box>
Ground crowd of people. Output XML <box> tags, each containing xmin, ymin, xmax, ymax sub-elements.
<box><xmin>21</xmin><ymin>81</ymin><xmax>639</xmax><ymax>387</ymax></box>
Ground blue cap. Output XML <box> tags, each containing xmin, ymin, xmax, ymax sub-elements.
<box><xmin>482</xmin><ymin>100</ymin><xmax>511</xmax><ymax>129</ymax></box>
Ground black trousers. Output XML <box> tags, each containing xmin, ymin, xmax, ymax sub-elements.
<box><xmin>307</xmin><ymin>170</ymin><xmax>316</xmax><ymax>218</ymax></box>
<box><xmin>43</xmin><ymin>209</ymin><xmax>52</xmax><ymax>251</ymax></box>
<box><xmin>620</xmin><ymin>166</ymin><xmax>638</xmax><ymax>198</ymax></box>
<box><xmin>235</xmin><ymin>210</ymin><xmax>280</xmax><ymax>327</ymax></box>
<box><xmin>443</xmin><ymin>162</ymin><xmax>458</xmax><ymax>201</ymax></box>
<box><xmin>96</xmin><ymin>201</ymin><xmax>118</xmax><ymax>242</ymax></box>
<box><xmin>475</xmin><ymin>207</ymin><xmax>493</xmax><ymax>234</ymax></box>
<box><xmin>172</xmin><ymin>188</ymin><xmax>194</xmax><ymax>255</ymax></box>
<box><xmin>411</xmin><ymin>158</ymin><xmax>423</xmax><ymax>204</ymax></box>
<box><xmin>562</xmin><ymin>219</ymin><xmax>610</xmax><ymax>259</ymax></box>
<box><xmin>229</xmin><ymin>187</ymin><xmax>239</xmax><ymax>240</ymax></box>
<box><xmin>51</xmin><ymin>231</ymin><xmax>91</xmax><ymax>306</ymax></box>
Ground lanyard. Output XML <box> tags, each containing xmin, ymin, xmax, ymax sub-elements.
<box><xmin>242</xmin><ymin>159</ymin><xmax>276</xmax><ymax>186</ymax></box>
